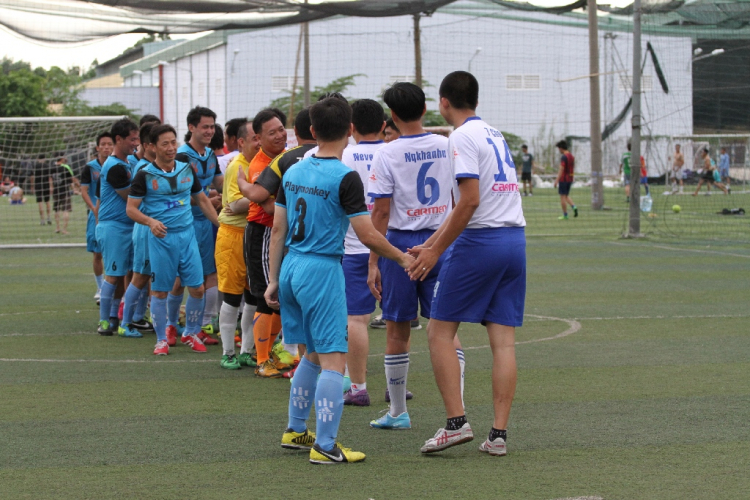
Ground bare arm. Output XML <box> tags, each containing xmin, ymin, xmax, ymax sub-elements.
<box><xmin>408</xmin><ymin>178</ymin><xmax>480</xmax><ymax>281</ymax></box>
<box><xmin>367</xmin><ymin>197</ymin><xmax>391</xmax><ymax>300</ymax></box>
<box><xmin>237</xmin><ymin>166</ymin><xmax>253</xmax><ymax>199</ymax></box>
<box><xmin>194</xmin><ymin>191</ymin><xmax>220</xmax><ymax>227</ymax></box>
<box><xmin>350</xmin><ymin>215</ymin><xmax>412</xmax><ymax>268</ymax></box>
<box><xmin>126</xmin><ymin>197</ymin><xmax>166</xmax><ymax>238</ymax></box>
<box><xmin>115</xmin><ymin>187</ymin><xmax>130</xmax><ymax>201</ymax></box>
<box><xmin>226</xmin><ymin>198</ymin><xmax>251</xmax><ymax>215</ymax></box>
<box><xmin>264</xmin><ymin>205</ymin><xmax>289</xmax><ymax>309</ymax></box>
<box><xmin>81</xmin><ymin>185</ymin><xmax>96</xmax><ymax>213</ymax></box>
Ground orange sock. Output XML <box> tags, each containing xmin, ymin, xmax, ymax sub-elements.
<box><xmin>253</xmin><ymin>312</ymin><xmax>273</xmax><ymax>364</ymax></box>
<box><xmin>270</xmin><ymin>313</ymin><xmax>282</xmax><ymax>346</ymax></box>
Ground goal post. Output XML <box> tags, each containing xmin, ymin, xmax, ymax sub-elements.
<box><xmin>0</xmin><ymin>116</ymin><xmax>126</xmax><ymax>248</ymax></box>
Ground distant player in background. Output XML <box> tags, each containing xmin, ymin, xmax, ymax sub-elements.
<box><xmin>669</xmin><ymin>143</ymin><xmax>685</xmax><ymax>193</ymax></box>
<box><xmin>119</xmin><ymin>122</ymin><xmax>159</xmax><ymax>338</ymax></box>
<box><xmin>267</xmin><ymin>96</ymin><xmax>413</xmax><ymax>464</ymax></box>
<box><xmin>51</xmin><ymin>155</ymin><xmax>77</xmax><ymax>235</ymax></box>
<box><xmin>95</xmin><ymin>118</ymin><xmax>139</xmax><ymax>336</ymax></box>
<box><xmin>367</xmin><ymin>82</ymin><xmax>463</xmax><ymax>430</ymax></box>
<box><xmin>719</xmin><ymin>147</ymin><xmax>731</xmax><ymax>188</ymax></box>
<box><xmin>218</xmin><ymin>118</ymin><xmax>248</xmax><ymax>174</ymax></box>
<box><xmin>127</xmin><ymin>114</ymin><xmax>161</xmax><ymax>171</ymax></box>
<box><xmin>554</xmin><ymin>140</ymin><xmax>577</xmax><ymax>220</ymax></box>
<box><xmin>383</xmin><ymin>118</ymin><xmax>400</xmax><ymax>143</ymax></box>
<box><xmin>127</xmin><ymin>124</ymin><xmax>219</xmax><ymax>356</ymax></box>
<box><xmin>81</xmin><ymin>132</ymin><xmax>114</xmax><ymax>304</ymax></box>
<box><xmin>410</xmin><ymin>71</ymin><xmax>526</xmax><ymax>456</ymax></box>
<box><xmin>519</xmin><ymin>144</ymin><xmax>535</xmax><ymax>196</ymax></box>
<box><xmin>33</xmin><ymin>154</ymin><xmax>52</xmax><ymax>226</ymax></box>
<box><xmin>693</xmin><ymin>148</ymin><xmax>729</xmax><ymax>196</ymax></box>
<box><xmin>640</xmin><ymin>155</ymin><xmax>650</xmax><ymax>196</ymax></box>
<box><xmin>215</xmin><ymin>122</ymin><xmax>260</xmax><ymax>370</ymax></box>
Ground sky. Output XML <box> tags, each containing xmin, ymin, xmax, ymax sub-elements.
<box><xmin>0</xmin><ymin>0</ymin><xmax>634</xmax><ymax>71</ymax></box>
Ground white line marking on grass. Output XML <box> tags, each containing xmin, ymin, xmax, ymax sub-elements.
<box><xmin>574</xmin><ymin>313</ymin><xmax>750</xmax><ymax>321</ymax></box>
<box><xmin>550</xmin><ymin>497</ymin><xmax>603</xmax><ymax>500</ymax></box>
<box><xmin>0</xmin><ymin>357</ymin><xmax>214</xmax><ymax>364</ymax></box>
<box><xmin>610</xmin><ymin>241</ymin><xmax>750</xmax><ymax>259</ymax></box>
<box><xmin>0</xmin><ymin>309</ymin><xmax>97</xmax><ymax>317</ymax></box>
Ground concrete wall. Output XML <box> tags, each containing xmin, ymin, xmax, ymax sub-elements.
<box><xmin>79</xmin><ymin>87</ymin><xmax>160</xmax><ymax>117</ymax></box>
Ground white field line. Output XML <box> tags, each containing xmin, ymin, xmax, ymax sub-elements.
<box><xmin>0</xmin><ymin>309</ymin><xmax>97</xmax><ymax>317</ymax></box>
<box><xmin>610</xmin><ymin>241</ymin><xmax>750</xmax><ymax>259</ymax></box>
<box><xmin>0</xmin><ymin>357</ymin><xmax>215</xmax><ymax>364</ymax></box>
<box><xmin>573</xmin><ymin>313</ymin><xmax>750</xmax><ymax>321</ymax></box>
<box><xmin>550</xmin><ymin>497</ymin><xmax>603</xmax><ymax>500</ymax></box>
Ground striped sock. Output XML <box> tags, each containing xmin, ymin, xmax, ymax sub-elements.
<box><xmin>385</xmin><ymin>353</ymin><xmax>409</xmax><ymax>417</ymax></box>
<box><xmin>457</xmin><ymin>348</ymin><xmax>466</xmax><ymax>409</ymax></box>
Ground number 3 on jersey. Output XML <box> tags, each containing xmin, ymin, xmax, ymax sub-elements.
<box><xmin>486</xmin><ymin>137</ymin><xmax>515</xmax><ymax>182</ymax></box>
<box><xmin>291</xmin><ymin>197</ymin><xmax>307</xmax><ymax>242</ymax></box>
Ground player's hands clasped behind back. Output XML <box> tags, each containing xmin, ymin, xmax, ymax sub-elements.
<box><xmin>406</xmin><ymin>245</ymin><xmax>439</xmax><ymax>282</ymax></box>
<box><xmin>148</xmin><ymin>219</ymin><xmax>167</xmax><ymax>238</ymax></box>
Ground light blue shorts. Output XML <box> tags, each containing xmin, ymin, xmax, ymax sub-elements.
<box><xmin>279</xmin><ymin>251</ymin><xmax>348</xmax><ymax>354</ymax></box>
<box><xmin>148</xmin><ymin>227</ymin><xmax>203</xmax><ymax>292</ymax></box>
<box><xmin>86</xmin><ymin>212</ymin><xmax>99</xmax><ymax>253</ymax></box>
<box><xmin>132</xmin><ymin>223</ymin><xmax>151</xmax><ymax>276</ymax></box>
<box><xmin>193</xmin><ymin>216</ymin><xmax>216</xmax><ymax>276</ymax></box>
<box><xmin>96</xmin><ymin>220</ymin><xmax>134</xmax><ymax>277</ymax></box>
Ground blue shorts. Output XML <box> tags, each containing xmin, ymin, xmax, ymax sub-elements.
<box><xmin>279</xmin><ymin>252</ymin><xmax>348</xmax><ymax>354</ymax></box>
<box><xmin>132</xmin><ymin>223</ymin><xmax>151</xmax><ymax>276</ymax></box>
<box><xmin>640</xmin><ymin>177</ymin><xmax>648</xmax><ymax>185</ymax></box>
<box><xmin>149</xmin><ymin>228</ymin><xmax>204</xmax><ymax>292</ymax></box>
<box><xmin>86</xmin><ymin>212</ymin><xmax>99</xmax><ymax>253</ymax></box>
<box><xmin>380</xmin><ymin>228</ymin><xmax>442</xmax><ymax>322</ymax></box>
<box><xmin>558</xmin><ymin>182</ymin><xmax>572</xmax><ymax>196</ymax></box>
<box><xmin>343</xmin><ymin>253</ymin><xmax>376</xmax><ymax>316</ymax></box>
<box><xmin>432</xmin><ymin>227</ymin><xmax>526</xmax><ymax>326</ymax></box>
<box><xmin>720</xmin><ymin>167</ymin><xmax>730</xmax><ymax>178</ymax></box>
<box><xmin>96</xmin><ymin>220</ymin><xmax>134</xmax><ymax>277</ymax></box>
<box><xmin>193</xmin><ymin>216</ymin><xmax>216</xmax><ymax>276</ymax></box>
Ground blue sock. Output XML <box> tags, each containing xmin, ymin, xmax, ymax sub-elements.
<box><xmin>134</xmin><ymin>287</ymin><xmax>149</xmax><ymax>321</ymax></box>
<box><xmin>288</xmin><ymin>357</ymin><xmax>321</xmax><ymax>433</ymax></box>
<box><xmin>110</xmin><ymin>298</ymin><xmax>121</xmax><ymax>320</ymax></box>
<box><xmin>564</xmin><ymin>212</ymin><xmax>568</xmax><ymax>217</ymax></box>
<box><xmin>94</xmin><ymin>274</ymin><xmax>104</xmax><ymax>291</ymax></box>
<box><xmin>151</xmin><ymin>296</ymin><xmax>167</xmax><ymax>342</ymax></box>
<box><xmin>122</xmin><ymin>284</ymin><xmax>141</xmax><ymax>325</ymax></box>
<box><xmin>167</xmin><ymin>292</ymin><xmax>183</xmax><ymax>327</ymax></box>
<box><xmin>315</xmin><ymin>370</ymin><xmax>345</xmax><ymax>451</ymax></box>
<box><xmin>184</xmin><ymin>295</ymin><xmax>204</xmax><ymax>335</ymax></box>
<box><xmin>99</xmin><ymin>281</ymin><xmax>116</xmax><ymax>322</ymax></box>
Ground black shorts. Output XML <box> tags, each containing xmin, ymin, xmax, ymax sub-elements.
<box><xmin>558</xmin><ymin>181</ymin><xmax>572</xmax><ymax>196</ymax></box>
<box><xmin>53</xmin><ymin>193</ymin><xmax>71</xmax><ymax>212</ymax></box>
<box><xmin>521</xmin><ymin>171</ymin><xmax>532</xmax><ymax>182</ymax></box>
<box><xmin>35</xmin><ymin>187</ymin><xmax>50</xmax><ymax>203</ymax></box>
<box><xmin>243</xmin><ymin>221</ymin><xmax>277</xmax><ymax>315</ymax></box>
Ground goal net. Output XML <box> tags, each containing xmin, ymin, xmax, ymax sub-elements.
<box><xmin>0</xmin><ymin>116</ymin><xmax>124</xmax><ymax>248</ymax></box>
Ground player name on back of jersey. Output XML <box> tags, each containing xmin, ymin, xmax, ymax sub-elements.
<box><xmin>404</xmin><ymin>148</ymin><xmax>447</xmax><ymax>163</ymax></box>
<box><xmin>352</xmin><ymin>152</ymin><xmax>374</xmax><ymax>162</ymax></box>
<box><xmin>284</xmin><ymin>180</ymin><xmax>331</xmax><ymax>200</ymax></box>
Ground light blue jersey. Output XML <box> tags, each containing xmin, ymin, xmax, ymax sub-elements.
<box><xmin>129</xmin><ymin>160</ymin><xmax>203</xmax><ymax>232</ymax></box>
<box><xmin>175</xmin><ymin>144</ymin><xmax>220</xmax><ymax>220</ymax></box>
<box><xmin>98</xmin><ymin>155</ymin><xmax>133</xmax><ymax>226</ymax></box>
<box><xmin>276</xmin><ymin>156</ymin><xmax>368</xmax><ymax>258</ymax></box>
<box><xmin>127</xmin><ymin>154</ymin><xmax>139</xmax><ymax>174</ymax></box>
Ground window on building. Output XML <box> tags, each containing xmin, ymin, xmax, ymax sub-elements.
<box><xmin>271</xmin><ymin>76</ymin><xmax>293</xmax><ymax>92</ymax></box>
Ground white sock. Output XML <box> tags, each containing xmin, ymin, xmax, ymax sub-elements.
<box><xmin>351</xmin><ymin>382</ymin><xmax>367</xmax><ymax>394</ymax></box>
<box><xmin>457</xmin><ymin>348</ymin><xmax>466</xmax><ymax>410</ymax></box>
<box><xmin>282</xmin><ymin>340</ymin><xmax>298</xmax><ymax>356</ymax></box>
<box><xmin>202</xmin><ymin>286</ymin><xmax>218</xmax><ymax>326</ymax></box>
<box><xmin>344</xmin><ymin>364</ymin><xmax>350</xmax><ymax>377</ymax></box>
<box><xmin>219</xmin><ymin>302</ymin><xmax>239</xmax><ymax>356</ymax></box>
<box><xmin>240</xmin><ymin>303</ymin><xmax>256</xmax><ymax>354</ymax></box>
<box><xmin>385</xmin><ymin>353</ymin><xmax>409</xmax><ymax>417</ymax></box>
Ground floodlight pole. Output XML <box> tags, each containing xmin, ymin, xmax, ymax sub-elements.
<box><xmin>304</xmin><ymin>21</ymin><xmax>310</xmax><ymax>106</ymax></box>
<box><xmin>628</xmin><ymin>0</ymin><xmax>642</xmax><ymax>237</ymax></box>
<box><xmin>588</xmin><ymin>0</ymin><xmax>604</xmax><ymax>210</ymax></box>
<box><xmin>413</xmin><ymin>13</ymin><xmax>423</xmax><ymax>88</ymax></box>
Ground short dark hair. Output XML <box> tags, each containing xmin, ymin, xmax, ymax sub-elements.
<box><xmin>439</xmin><ymin>71</ymin><xmax>479</xmax><ymax>111</ymax></box>
<box><xmin>139</xmin><ymin>122</ymin><xmax>156</xmax><ymax>145</ymax></box>
<box><xmin>149</xmin><ymin>124</ymin><xmax>177</xmax><ymax>145</ymax></box>
<box><xmin>385</xmin><ymin>118</ymin><xmax>399</xmax><ymax>133</ymax></box>
<box><xmin>237</xmin><ymin>123</ymin><xmax>251</xmax><ymax>141</ymax></box>
<box><xmin>317</xmin><ymin>92</ymin><xmax>348</xmax><ymax>104</ymax></box>
<box><xmin>309</xmin><ymin>97</ymin><xmax>352</xmax><ymax>143</ymax></box>
<box><xmin>225</xmin><ymin>117</ymin><xmax>248</xmax><ymax>139</ymax></box>
<box><xmin>556</xmin><ymin>140</ymin><xmax>568</xmax><ymax>150</ymax></box>
<box><xmin>111</xmin><ymin>118</ymin><xmax>139</xmax><ymax>141</ymax></box>
<box><xmin>210</xmin><ymin>123</ymin><xmax>225</xmax><ymax>151</ymax></box>
<box><xmin>352</xmin><ymin>99</ymin><xmax>386</xmax><ymax>136</ymax></box>
<box><xmin>521</xmin><ymin>144</ymin><xmax>528</xmax><ymax>149</ymax></box>
<box><xmin>139</xmin><ymin>114</ymin><xmax>161</xmax><ymax>126</ymax></box>
<box><xmin>294</xmin><ymin>107</ymin><xmax>314</xmax><ymax>141</ymax></box>
<box><xmin>270</xmin><ymin>108</ymin><xmax>287</xmax><ymax>128</ymax></box>
<box><xmin>383</xmin><ymin>82</ymin><xmax>425</xmax><ymax>122</ymax></box>
<box><xmin>96</xmin><ymin>131</ymin><xmax>113</xmax><ymax>146</ymax></box>
<box><xmin>253</xmin><ymin>108</ymin><xmax>283</xmax><ymax>135</ymax></box>
<box><xmin>186</xmin><ymin>106</ymin><xmax>217</xmax><ymax>128</ymax></box>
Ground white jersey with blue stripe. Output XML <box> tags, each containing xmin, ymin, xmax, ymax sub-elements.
<box><xmin>450</xmin><ymin>117</ymin><xmax>525</xmax><ymax>228</ymax></box>
<box><xmin>367</xmin><ymin>133</ymin><xmax>453</xmax><ymax>231</ymax></box>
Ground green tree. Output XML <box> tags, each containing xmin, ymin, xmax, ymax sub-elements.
<box><xmin>269</xmin><ymin>74</ymin><xmax>363</xmax><ymax>124</ymax></box>
<box><xmin>0</xmin><ymin>69</ymin><xmax>47</xmax><ymax>117</ymax></box>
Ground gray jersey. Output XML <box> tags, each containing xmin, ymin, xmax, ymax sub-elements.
<box><xmin>521</xmin><ymin>153</ymin><xmax>533</xmax><ymax>173</ymax></box>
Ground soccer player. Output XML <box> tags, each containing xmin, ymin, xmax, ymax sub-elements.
<box><xmin>519</xmin><ymin>145</ymin><xmax>535</xmax><ymax>196</ymax></box>
<box><xmin>218</xmin><ymin>118</ymin><xmax>248</xmax><ymax>174</ymax></box>
<box><xmin>265</xmin><ymin>96</ymin><xmax>413</xmax><ymax>464</ymax></box>
<box><xmin>409</xmin><ymin>71</ymin><xmax>526</xmax><ymax>456</ymax></box>
<box><xmin>719</xmin><ymin>147</ymin><xmax>731</xmax><ymax>188</ymax></box>
<box><xmin>167</xmin><ymin>106</ymin><xmax>223</xmax><ymax>351</ymax></box>
<box><xmin>51</xmin><ymin>156</ymin><xmax>78</xmax><ymax>235</ymax></box>
<box><xmin>338</xmin><ymin>99</ymin><xmax>387</xmax><ymax>406</ymax></box>
<box><xmin>384</xmin><ymin>118</ymin><xmax>400</xmax><ymax>143</ymax></box>
<box><xmin>215</xmin><ymin>122</ymin><xmax>260</xmax><ymax>369</ymax></box>
<box><xmin>669</xmin><ymin>144</ymin><xmax>685</xmax><ymax>193</ymax></box>
<box><xmin>367</xmin><ymin>82</ymin><xmax>462</xmax><ymax>430</ymax></box>
<box><xmin>119</xmin><ymin>122</ymin><xmax>159</xmax><ymax>338</ymax></box>
<box><xmin>693</xmin><ymin>148</ymin><xmax>729</xmax><ymax>196</ymax></box>
<box><xmin>95</xmin><ymin>118</ymin><xmax>140</xmax><ymax>336</ymax></box>
<box><xmin>239</xmin><ymin>107</ymin><xmax>318</xmax><ymax>373</ymax></box>
<box><xmin>243</xmin><ymin>108</ymin><xmax>288</xmax><ymax>378</ymax></box>
<box><xmin>126</xmin><ymin>124</ymin><xmax>219</xmax><ymax>356</ymax></box>
<box><xmin>620</xmin><ymin>142</ymin><xmax>633</xmax><ymax>202</ymax></box>
<box><xmin>81</xmin><ymin>132</ymin><xmax>113</xmax><ymax>303</ymax></box>
<box><xmin>33</xmin><ymin>154</ymin><xmax>52</xmax><ymax>226</ymax></box>
<box><xmin>128</xmin><ymin>115</ymin><xmax>161</xmax><ymax>171</ymax></box>
<box><xmin>554</xmin><ymin>140</ymin><xmax>577</xmax><ymax>220</ymax></box>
